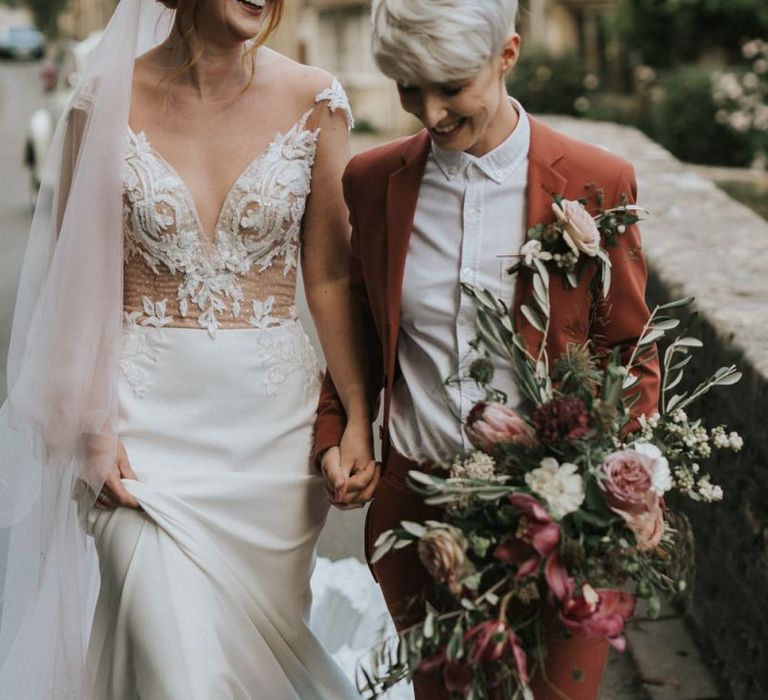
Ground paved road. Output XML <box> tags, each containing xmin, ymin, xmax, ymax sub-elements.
<box><xmin>0</xmin><ymin>59</ymin><xmax>41</xmax><ymax>401</ymax></box>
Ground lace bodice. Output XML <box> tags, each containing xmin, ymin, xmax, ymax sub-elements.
<box><xmin>122</xmin><ymin>79</ymin><xmax>353</xmax><ymax>338</ymax></box>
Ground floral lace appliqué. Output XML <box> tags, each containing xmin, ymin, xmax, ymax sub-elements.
<box><xmin>120</xmin><ymin>310</ymin><xmax>168</xmax><ymax>398</ymax></box>
<box><xmin>122</xmin><ymin>79</ymin><xmax>354</xmax><ymax>339</ymax></box>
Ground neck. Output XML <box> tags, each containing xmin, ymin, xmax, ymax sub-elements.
<box><xmin>161</xmin><ymin>25</ymin><xmax>252</xmax><ymax>101</ymax></box>
<box><xmin>467</xmin><ymin>89</ymin><xmax>519</xmax><ymax>157</ymax></box>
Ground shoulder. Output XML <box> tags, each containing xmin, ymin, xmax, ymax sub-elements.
<box><xmin>259</xmin><ymin>49</ymin><xmax>342</xmax><ymax>105</ymax></box>
<box><xmin>346</xmin><ymin>133</ymin><xmax>424</xmax><ymax>181</ymax></box>
<box><xmin>531</xmin><ymin>117</ymin><xmax>636</xmax><ymax>185</ymax></box>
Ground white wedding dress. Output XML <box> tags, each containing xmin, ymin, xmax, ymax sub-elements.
<box><xmin>83</xmin><ymin>79</ymin><xmax>373</xmax><ymax>700</ymax></box>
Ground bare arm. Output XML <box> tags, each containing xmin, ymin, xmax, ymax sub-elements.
<box><xmin>302</xmin><ymin>102</ymin><xmax>379</xmax><ymax>505</ymax></box>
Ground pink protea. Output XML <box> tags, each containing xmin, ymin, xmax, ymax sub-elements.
<box><xmin>466</xmin><ymin>402</ymin><xmax>537</xmax><ymax>453</ymax></box>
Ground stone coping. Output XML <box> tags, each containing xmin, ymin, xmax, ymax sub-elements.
<box><xmin>541</xmin><ymin>116</ymin><xmax>768</xmax><ymax>379</ymax></box>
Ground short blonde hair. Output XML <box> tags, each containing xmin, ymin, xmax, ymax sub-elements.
<box><xmin>372</xmin><ymin>0</ymin><xmax>518</xmax><ymax>85</ymax></box>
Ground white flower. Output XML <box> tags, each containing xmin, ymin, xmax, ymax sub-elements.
<box><xmin>520</xmin><ymin>239</ymin><xmax>552</xmax><ymax>267</ymax></box>
<box><xmin>525</xmin><ymin>457</ymin><xmax>585</xmax><ymax>520</ymax></box>
<box><xmin>632</xmin><ymin>442</ymin><xmax>672</xmax><ymax>495</ymax></box>
<box><xmin>451</xmin><ymin>452</ymin><xmax>497</xmax><ymax>481</ymax></box>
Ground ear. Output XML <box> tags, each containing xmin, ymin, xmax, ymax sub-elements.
<box><xmin>500</xmin><ymin>33</ymin><xmax>522</xmax><ymax>75</ymax></box>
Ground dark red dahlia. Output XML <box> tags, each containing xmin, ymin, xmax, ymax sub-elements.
<box><xmin>532</xmin><ymin>395</ymin><xmax>589</xmax><ymax>443</ymax></box>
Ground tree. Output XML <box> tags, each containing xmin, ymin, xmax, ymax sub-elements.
<box><xmin>25</xmin><ymin>0</ymin><xmax>68</xmax><ymax>37</ymax></box>
<box><xmin>614</xmin><ymin>0</ymin><xmax>768</xmax><ymax>68</ymax></box>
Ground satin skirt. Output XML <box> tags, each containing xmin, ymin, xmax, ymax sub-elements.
<box><xmin>85</xmin><ymin>320</ymin><xmax>359</xmax><ymax>700</ymax></box>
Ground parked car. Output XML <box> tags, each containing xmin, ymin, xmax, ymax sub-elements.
<box><xmin>24</xmin><ymin>32</ymin><xmax>102</xmax><ymax>197</ymax></box>
<box><xmin>0</xmin><ymin>26</ymin><xmax>45</xmax><ymax>60</ymax></box>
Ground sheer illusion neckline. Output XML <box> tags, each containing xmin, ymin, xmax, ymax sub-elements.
<box><xmin>126</xmin><ymin>108</ymin><xmax>315</xmax><ymax>238</ymax></box>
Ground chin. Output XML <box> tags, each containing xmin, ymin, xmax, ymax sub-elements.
<box><xmin>228</xmin><ymin>0</ymin><xmax>268</xmax><ymax>37</ymax></box>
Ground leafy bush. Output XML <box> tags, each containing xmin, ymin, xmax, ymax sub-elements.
<box><xmin>507</xmin><ymin>50</ymin><xmax>592</xmax><ymax>116</ymax></box>
<box><xmin>649</xmin><ymin>66</ymin><xmax>755</xmax><ymax>167</ymax></box>
<box><xmin>614</xmin><ymin>0</ymin><xmax>768</xmax><ymax>68</ymax></box>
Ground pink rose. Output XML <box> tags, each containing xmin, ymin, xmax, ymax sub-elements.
<box><xmin>545</xmin><ymin>553</ymin><xmax>636</xmax><ymax>651</ymax></box>
<box><xmin>495</xmin><ymin>494</ymin><xmax>560</xmax><ymax>579</ymax></box>
<box><xmin>466</xmin><ymin>402</ymin><xmax>537</xmax><ymax>453</ymax></box>
<box><xmin>600</xmin><ymin>449</ymin><xmax>666</xmax><ymax>551</ymax></box>
<box><xmin>552</xmin><ymin>199</ymin><xmax>601</xmax><ymax>257</ymax></box>
<box><xmin>629</xmin><ymin>506</ymin><xmax>665</xmax><ymax>552</ymax></box>
<box><xmin>600</xmin><ymin>450</ymin><xmax>658</xmax><ymax>513</ymax></box>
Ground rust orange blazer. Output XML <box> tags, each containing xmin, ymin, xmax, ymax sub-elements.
<box><xmin>314</xmin><ymin>117</ymin><xmax>660</xmax><ymax>465</ymax></box>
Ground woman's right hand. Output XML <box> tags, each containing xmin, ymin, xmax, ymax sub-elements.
<box><xmin>94</xmin><ymin>439</ymin><xmax>142</xmax><ymax>510</ymax></box>
<box><xmin>320</xmin><ymin>423</ymin><xmax>380</xmax><ymax>510</ymax></box>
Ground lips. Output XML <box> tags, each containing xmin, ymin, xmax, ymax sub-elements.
<box><xmin>429</xmin><ymin>117</ymin><xmax>466</xmax><ymax>140</ymax></box>
<box><xmin>237</xmin><ymin>0</ymin><xmax>265</xmax><ymax>15</ymax></box>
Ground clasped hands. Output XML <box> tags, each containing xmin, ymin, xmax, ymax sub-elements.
<box><xmin>320</xmin><ymin>424</ymin><xmax>380</xmax><ymax>510</ymax></box>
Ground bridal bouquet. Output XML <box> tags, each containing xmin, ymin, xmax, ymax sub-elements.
<box><xmin>357</xmin><ymin>192</ymin><xmax>742</xmax><ymax>699</ymax></box>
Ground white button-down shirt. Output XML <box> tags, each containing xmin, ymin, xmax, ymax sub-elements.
<box><xmin>389</xmin><ymin>99</ymin><xmax>531</xmax><ymax>464</ymax></box>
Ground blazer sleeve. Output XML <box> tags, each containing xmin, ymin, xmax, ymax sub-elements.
<box><xmin>592</xmin><ymin>164</ymin><xmax>661</xmax><ymax>427</ymax></box>
<box><xmin>313</xmin><ymin>163</ymin><xmax>384</xmax><ymax>465</ymax></box>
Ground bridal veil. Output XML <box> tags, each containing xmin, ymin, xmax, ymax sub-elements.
<box><xmin>0</xmin><ymin>2</ymin><xmax>173</xmax><ymax>696</ymax></box>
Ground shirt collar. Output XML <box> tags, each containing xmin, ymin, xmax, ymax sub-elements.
<box><xmin>432</xmin><ymin>97</ymin><xmax>530</xmax><ymax>184</ymax></box>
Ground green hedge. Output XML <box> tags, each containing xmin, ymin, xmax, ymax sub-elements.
<box><xmin>649</xmin><ymin>66</ymin><xmax>755</xmax><ymax>167</ymax></box>
<box><xmin>507</xmin><ymin>51</ymin><xmax>590</xmax><ymax>117</ymax></box>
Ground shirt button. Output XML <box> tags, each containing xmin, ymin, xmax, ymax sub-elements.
<box><xmin>495</xmin><ymin>170</ymin><xmax>504</xmax><ymax>178</ymax></box>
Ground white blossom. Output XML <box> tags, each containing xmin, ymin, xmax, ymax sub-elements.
<box><xmin>525</xmin><ymin>458</ymin><xmax>585</xmax><ymax>520</ymax></box>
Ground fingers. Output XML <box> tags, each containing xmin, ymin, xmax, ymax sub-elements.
<box><xmin>117</xmin><ymin>453</ymin><xmax>138</xmax><ymax>482</ymax></box>
<box><xmin>100</xmin><ymin>472</ymin><xmax>141</xmax><ymax>510</ymax></box>
<box><xmin>320</xmin><ymin>446</ymin><xmax>353</xmax><ymax>500</ymax></box>
<box><xmin>327</xmin><ymin>460</ymin><xmax>381</xmax><ymax>510</ymax></box>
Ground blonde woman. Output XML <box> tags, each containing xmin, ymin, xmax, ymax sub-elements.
<box><xmin>0</xmin><ymin>0</ymin><xmax>376</xmax><ymax>697</ymax></box>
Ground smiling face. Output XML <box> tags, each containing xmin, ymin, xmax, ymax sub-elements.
<box><xmin>395</xmin><ymin>34</ymin><xmax>521</xmax><ymax>156</ymax></box>
<box><xmin>188</xmin><ymin>0</ymin><xmax>277</xmax><ymax>45</ymax></box>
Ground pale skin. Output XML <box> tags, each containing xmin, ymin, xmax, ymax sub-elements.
<box><xmin>97</xmin><ymin>0</ymin><xmax>377</xmax><ymax>511</ymax></box>
<box><xmin>318</xmin><ymin>34</ymin><xmax>522</xmax><ymax>500</ymax></box>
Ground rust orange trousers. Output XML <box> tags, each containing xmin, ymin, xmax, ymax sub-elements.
<box><xmin>366</xmin><ymin>450</ymin><xmax>610</xmax><ymax>700</ymax></box>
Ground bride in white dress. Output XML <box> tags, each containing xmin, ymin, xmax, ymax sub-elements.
<box><xmin>0</xmin><ymin>0</ymin><xmax>382</xmax><ymax>698</ymax></box>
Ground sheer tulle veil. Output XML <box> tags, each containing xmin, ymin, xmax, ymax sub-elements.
<box><xmin>0</xmin><ymin>1</ymin><xmax>173</xmax><ymax>695</ymax></box>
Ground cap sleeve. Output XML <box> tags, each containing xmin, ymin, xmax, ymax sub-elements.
<box><xmin>314</xmin><ymin>78</ymin><xmax>354</xmax><ymax>131</ymax></box>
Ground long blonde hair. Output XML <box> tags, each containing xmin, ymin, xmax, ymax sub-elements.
<box><xmin>159</xmin><ymin>0</ymin><xmax>285</xmax><ymax>91</ymax></box>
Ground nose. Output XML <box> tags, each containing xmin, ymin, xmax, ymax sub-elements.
<box><xmin>421</xmin><ymin>92</ymin><xmax>449</xmax><ymax>128</ymax></box>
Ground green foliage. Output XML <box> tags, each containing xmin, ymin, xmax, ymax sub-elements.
<box><xmin>26</xmin><ymin>0</ymin><xmax>68</xmax><ymax>37</ymax></box>
<box><xmin>717</xmin><ymin>181</ymin><xmax>768</xmax><ymax>221</ymax></box>
<box><xmin>650</xmin><ymin>66</ymin><xmax>755</xmax><ymax>166</ymax></box>
<box><xmin>614</xmin><ymin>0</ymin><xmax>768</xmax><ymax>68</ymax></box>
<box><xmin>507</xmin><ymin>50</ymin><xmax>590</xmax><ymax>116</ymax></box>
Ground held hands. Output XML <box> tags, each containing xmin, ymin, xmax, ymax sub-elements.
<box><xmin>94</xmin><ymin>439</ymin><xmax>142</xmax><ymax>511</ymax></box>
<box><xmin>321</xmin><ymin>425</ymin><xmax>380</xmax><ymax>510</ymax></box>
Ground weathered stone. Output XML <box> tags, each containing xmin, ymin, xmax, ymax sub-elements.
<box><xmin>542</xmin><ymin>117</ymin><xmax>768</xmax><ymax>700</ymax></box>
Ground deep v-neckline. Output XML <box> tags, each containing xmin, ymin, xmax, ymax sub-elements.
<box><xmin>126</xmin><ymin>109</ymin><xmax>313</xmax><ymax>238</ymax></box>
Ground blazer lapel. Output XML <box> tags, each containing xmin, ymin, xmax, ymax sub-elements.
<box><xmin>384</xmin><ymin>130</ymin><xmax>431</xmax><ymax>377</ymax></box>
<box><xmin>514</xmin><ymin>117</ymin><xmax>568</xmax><ymax>355</ymax></box>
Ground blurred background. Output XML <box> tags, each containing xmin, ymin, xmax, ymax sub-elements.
<box><xmin>0</xmin><ymin>1</ymin><xmax>766</xmax><ymax>698</ymax></box>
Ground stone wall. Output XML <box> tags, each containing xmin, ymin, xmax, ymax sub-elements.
<box><xmin>543</xmin><ymin>116</ymin><xmax>768</xmax><ymax>699</ymax></box>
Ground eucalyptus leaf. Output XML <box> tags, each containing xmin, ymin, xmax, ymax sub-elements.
<box><xmin>400</xmin><ymin>521</ymin><xmax>427</xmax><ymax>538</ymax></box>
<box><xmin>666</xmin><ymin>393</ymin><xmax>687</xmax><ymax>412</ymax></box>
<box><xmin>407</xmin><ymin>471</ymin><xmax>436</xmax><ymax>486</ymax></box>
<box><xmin>370</xmin><ymin>536</ymin><xmax>397</xmax><ymax>563</ymax></box>
<box><xmin>638</xmin><ymin>329</ymin><xmax>665</xmax><ymax>346</ymax></box>
<box><xmin>658</xmin><ymin>296</ymin><xmax>695</xmax><ymax>310</ymax></box>
<box><xmin>521</xmin><ymin>304</ymin><xmax>545</xmax><ymax>332</ymax></box>
<box><xmin>675</xmin><ymin>337</ymin><xmax>704</xmax><ymax>348</ymax></box>
<box><xmin>665</xmin><ymin>371</ymin><xmax>684</xmax><ymax>392</ymax></box>
<box><xmin>653</xmin><ymin>318</ymin><xmax>681</xmax><ymax>331</ymax></box>
<box><xmin>373</xmin><ymin>529</ymin><xmax>395</xmax><ymax>548</ymax></box>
